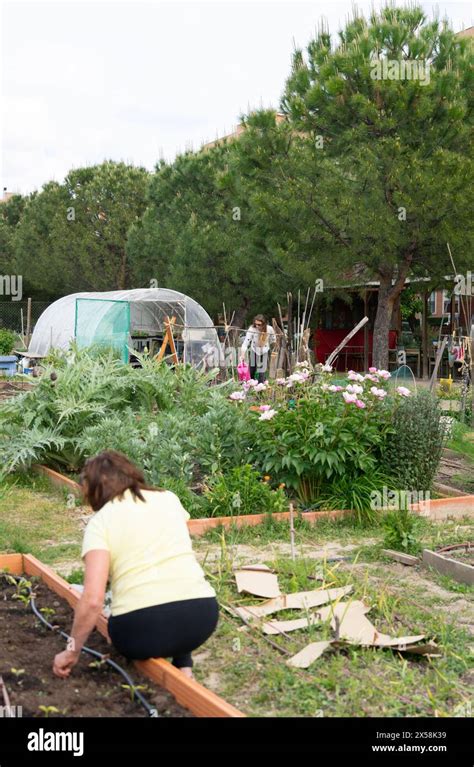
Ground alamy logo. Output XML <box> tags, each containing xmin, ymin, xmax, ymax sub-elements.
<box><xmin>0</xmin><ymin>274</ymin><xmax>23</xmax><ymax>301</ymax></box>
<box><xmin>370</xmin><ymin>58</ymin><xmax>430</xmax><ymax>85</ymax></box>
<box><xmin>454</xmin><ymin>271</ymin><xmax>473</xmax><ymax>296</ymax></box>
<box><xmin>370</xmin><ymin>487</ymin><xmax>430</xmax><ymax>511</ymax></box>
<box><xmin>0</xmin><ymin>705</ymin><xmax>23</xmax><ymax>717</ymax></box>
<box><xmin>27</xmin><ymin>728</ymin><xmax>84</xmax><ymax>757</ymax></box>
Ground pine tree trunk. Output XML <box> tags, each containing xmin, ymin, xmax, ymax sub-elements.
<box><xmin>372</xmin><ymin>254</ymin><xmax>414</xmax><ymax>370</ymax></box>
<box><xmin>372</xmin><ymin>274</ymin><xmax>393</xmax><ymax>369</ymax></box>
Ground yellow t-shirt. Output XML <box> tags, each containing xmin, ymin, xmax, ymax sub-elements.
<box><xmin>81</xmin><ymin>488</ymin><xmax>215</xmax><ymax>617</ymax></box>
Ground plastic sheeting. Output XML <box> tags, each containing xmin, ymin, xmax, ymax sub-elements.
<box><xmin>28</xmin><ymin>288</ymin><xmax>219</xmax><ymax>367</ymax></box>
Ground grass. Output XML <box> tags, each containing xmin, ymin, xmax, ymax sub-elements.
<box><xmin>0</xmin><ymin>473</ymin><xmax>84</xmax><ymax>565</ymax></box>
<box><xmin>448</xmin><ymin>422</ymin><xmax>474</xmax><ymax>463</ymax></box>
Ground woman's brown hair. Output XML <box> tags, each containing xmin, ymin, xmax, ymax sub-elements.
<box><xmin>80</xmin><ymin>450</ymin><xmax>160</xmax><ymax>511</ymax></box>
<box><xmin>253</xmin><ymin>314</ymin><xmax>268</xmax><ymax>346</ymax></box>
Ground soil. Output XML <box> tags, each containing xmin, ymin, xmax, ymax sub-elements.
<box><xmin>438</xmin><ymin>545</ymin><xmax>474</xmax><ymax>566</ymax></box>
<box><xmin>0</xmin><ymin>577</ymin><xmax>192</xmax><ymax>718</ymax></box>
<box><xmin>435</xmin><ymin>447</ymin><xmax>474</xmax><ymax>495</ymax></box>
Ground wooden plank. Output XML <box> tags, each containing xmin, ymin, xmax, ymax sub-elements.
<box><xmin>326</xmin><ymin>317</ymin><xmax>369</xmax><ymax>368</ymax></box>
<box><xmin>34</xmin><ymin>465</ymin><xmax>82</xmax><ymax>496</ymax></box>
<box><xmin>134</xmin><ymin>659</ymin><xmax>245</xmax><ymax>718</ymax></box>
<box><xmin>429</xmin><ymin>336</ymin><xmax>447</xmax><ymax>391</ymax></box>
<box><xmin>188</xmin><ymin>509</ymin><xmax>350</xmax><ymax>537</ymax></box>
<box><xmin>0</xmin><ymin>553</ymin><xmax>24</xmax><ymax>574</ymax></box>
<box><xmin>422</xmin><ymin>549</ymin><xmax>474</xmax><ymax>586</ymax></box>
<box><xmin>21</xmin><ymin>554</ymin><xmax>243</xmax><ymax>717</ymax></box>
<box><xmin>382</xmin><ymin>549</ymin><xmax>419</xmax><ymax>566</ymax></box>
<box><xmin>411</xmin><ymin>495</ymin><xmax>474</xmax><ymax>520</ymax></box>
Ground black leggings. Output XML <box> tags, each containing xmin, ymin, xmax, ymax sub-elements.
<box><xmin>249</xmin><ymin>352</ymin><xmax>269</xmax><ymax>383</ymax></box>
<box><xmin>107</xmin><ymin>597</ymin><xmax>219</xmax><ymax>668</ymax></box>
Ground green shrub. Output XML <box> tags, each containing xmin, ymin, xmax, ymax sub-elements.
<box><xmin>0</xmin><ymin>329</ymin><xmax>16</xmax><ymax>355</ymax></box>
<box><xmin>249</xmin><ymin>392</ymin><xmax>392</xmax><ymax>505</ymax></box>
<box><xmin>382</xmin><ymin>507</ymin><xmax>421</xmax><ymax>555</ymax></box>
<box><xmin>192</xmin><ymin>394</ymin><xmax>251</xmax><ymax>475</ymax></box>
<box><xmin>202</xmin><ymin>464</ymin><xmax>287</xmax><ymax>517</ymax></box>
<box><xmin>316</xmin><ymin>470</ymin><xmax>390</xmax><ymax>526</ymax></box>
<box><xmin>155</xmin><ymin>477</ymin><xmax>206</xmax><ymax>518</ymax></box>
<box><xmin>383</xmin><ymin>390</ymin><xmax>444</xmax><ymax>492</ymax></box>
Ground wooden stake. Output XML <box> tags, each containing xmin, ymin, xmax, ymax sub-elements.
<box><xmin>0</xmin><ymin>675</ymin><xmax>11</xmax><ymax>714</ymax></box>
<box><xmin>326</xmin><ymin>317</ymin><xmax>369</xmax><ymax>368</ymax></box>
<box><xmin>429</xmin><ymin>336</ymin><xmax>448</xmax><ymax>391</ymax></box>
<box><xmin>26</xmin><ymin>298</ymin><xmax>32</xmax><ymax>348</ymax></box>
<box><xmin>289</xmin><ymin>502</ymin><xmax>296</xmax><ymax>561</ymax></box>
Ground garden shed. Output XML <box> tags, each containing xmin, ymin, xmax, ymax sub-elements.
<box><xmin>27</xmin><ymin>288</ymin><xmax>219</xmax><ymax>366</ymax></box>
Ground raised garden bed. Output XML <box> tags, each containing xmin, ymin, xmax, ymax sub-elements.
<box><xmin>0</xmin><ymin>577</ymin><xmax>190</xmax><ymax>717</ymax></box>
<box><xmin>0</xmin><ymin>554</ymin><xmax>244</xmax><ymax>718</ymax></box>
<box><xmin>35</xmin><ymin>464</ymin><xmax>474</xmax><ymax>534</ymax></box>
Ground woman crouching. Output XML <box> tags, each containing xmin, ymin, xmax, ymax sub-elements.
<box><xmin>53</xmin><ymin>450</ymin><xmax>218</xmax><ymax>680</ymax></box>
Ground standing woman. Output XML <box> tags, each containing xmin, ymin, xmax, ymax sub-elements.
<box><xmin>53</xmin><ymin>451</ymin><xmax>218</xmax><ymax>680</ymax></box>
<box><xmin>240</xmin><ymin>314</ymin><xmax>276</xmax><ymax>383</ymax></box>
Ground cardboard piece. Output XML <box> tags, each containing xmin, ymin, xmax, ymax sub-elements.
<box><xmin>287</xmin><ymin>641</ymin><xmax>332</xmax><ymax>668</ymax></box>
<box><xmin>261</xmin><ymin>615</ymin><xmax>322</xmax><ymax>635</ymax></box>
<box><xmin>235</xmin><ymin>585</ymin><xmax>353</xmax><ymax>620</ymax></box>
<box><xmin>382</xmin><ymin>549</ymin><xmax>419</xmax><ymax>566</ymax></box>
<box><xmin>234</xmin><ymin>566</ymin><xmax>281</xmax><ymax>598</ymax></box>
<box><xmin>316</xmin><ymin>600</ymin><xmax>425</xmax><ymax>647</ymax></box>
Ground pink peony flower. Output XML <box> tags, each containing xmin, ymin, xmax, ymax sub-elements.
<box><xmin>229</xmin><ymin>391</ymin><xmax>246</xmax><ymax>401</ymax></box>
<box><xmin>370</xmin><ymin>386</ymin><xmax>387</xmax><ymax>399</ymax></box>
<box><xmin>343</xmin><ymin>391</ymin><xmax>358</xmax><ymax>404</ymax></box>
<box><xmin>346</xmin><ymin>384</ymin><xmax>364</xmax><ymax>395</ymax></box>
<box><xmin>396</xmin><ymin>386</ymin><xmax>411</xmax><ymax>397</ymax></box>
<box><xmin>288</xmin><ymin>372</ymin><xmax>307</xmax><ymax>383</ymax></box>
<box><xmin>378</xmin><ymin>370</ymin><xmax>391</xmax><ymax>380</ymax></box>
<box><xmin>276</xmin><ymin>378</ymin><xmax>287</xmax><ymax>385</ymax></box>
<box><xmin>254</xmin><ymin>382</ymin><xmax>268</xmax><ymax>392</ymax></box>
<box><xmin>369</xmin><ymin>366</ymin><xmax>377</xmax><ymax>373</ymax></box>
<box><xmin>259</xmin><ymin>404</ymin><xmax>271</xmax><ymax>411</ymax></box>
<box><xmin>355</xmin><ymin>399</ymin><xmax>366</xmax><ymax>409</ymax></box>
<box><xmin>328</xmin><ymin>385</ymin><xmax>343</xmax><ymax>392</ymax></box>
<box><xmin>259</xmin><ymin>408</ymin><xmax>277</xmax><ymax>420</ymax></box>
<box><xmin>322</xmin><ymin>364</ymin><xmax>333</xmax><ymax>372</ymax></box>
<box><xmin>348</xmin><ymin>370</ymin><xmax>365</xmax><ymax>382</ymax></box>
<box><xmin>364</xmin><ymin>374</ymin><xmax>379</xmax><ymax>383</ymax></box>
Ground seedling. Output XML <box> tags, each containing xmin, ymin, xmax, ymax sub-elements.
<box><xmin>39</xmin><ymin>607</ymin><xmax>56</xmax><ymax>621</ymax></box>
<box><xmin>38</xmin><ymin>705</ymin><xmax>60</xmax><ymax>717</ymax></box>
<box><xmin>13</xmin><ymin>592</ymin><xmax>32</xmax><ymax>607</ymax></box>
<box><xmin>88</xmin><ymin>657</ymin><xmax>109</xmax><ymax>671</ymax></box>
<box><xmin>121</xmin><ymin>684</ymin><xmax>146</xmax><ymax>702</ymax></box>
<box><xmin>10</xmin><ymin>667</ymin><xmax>25</xmax><ymax>679</ymax></box>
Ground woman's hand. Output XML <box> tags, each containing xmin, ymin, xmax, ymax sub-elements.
<box><xmin>53</xmin><ymin>649</ymin><xmax>80</xmax><ymax>679</ymax></box>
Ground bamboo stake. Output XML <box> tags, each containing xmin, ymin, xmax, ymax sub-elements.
<box><xmin>289</xmin><ymin>502</ymin><xmax>296</xmax><ymax>561</ymax></box>
<box><xmin>429</xmin><ymin>336</ymin><xmax>448</xmax><ymax>391</ymax></box>
<box><xmin>307</xmin><ymin>284</ymin><xmax>318</xmax><ymax>330</ymax></box>
<box><xmin>26</xmin><ymin>297</ymin><xmax>32</xmax><ymax>348</ymax></box>
<box><xmin>326</xmin><ymin>317</ymin><xmax>369</xmax><ymax>368</ymax></box>
<box><xmin>0</xmin><ymin>675</ymin><xmax>11</xmax><ymax>715</ymax></box>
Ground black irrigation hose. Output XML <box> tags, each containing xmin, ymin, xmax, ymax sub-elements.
<box><xmin>1</xmin><ymin>573</ymin><xmax>158</xmax><ymax>718</ymax></box>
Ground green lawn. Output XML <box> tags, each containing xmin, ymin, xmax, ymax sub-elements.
<box><xmin>0</xmin><ymin>474</ymin><xmax>85</xmax><ymax>567</ymax></box>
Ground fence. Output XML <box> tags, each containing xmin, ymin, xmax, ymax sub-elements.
<box><xmin>0</xmin><ymin>301</ymin><xmax>50</xmax><ymax>336</ymax></box>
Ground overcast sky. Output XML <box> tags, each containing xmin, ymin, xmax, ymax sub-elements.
<box><xmin>1</xmin><ymin>0</ymin><xmax>472</xmax><ymax>195</ymax></box>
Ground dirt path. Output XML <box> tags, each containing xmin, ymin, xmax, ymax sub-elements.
<box><xmin>435</xmin><ymin>445</ymin><xmax>474</xmax><ymax>496</ymax></box>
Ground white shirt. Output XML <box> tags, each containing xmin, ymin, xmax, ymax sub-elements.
<box><xmin>241</xmin><ymin>324</ymin><xmax>276</xmax><ymax>355</ymax></box>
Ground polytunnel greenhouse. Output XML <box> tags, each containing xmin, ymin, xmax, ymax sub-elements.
<box><xmin>27</xmin><ymin>288</ymin><xmax>220</xmax><ymax>367</ymax></box>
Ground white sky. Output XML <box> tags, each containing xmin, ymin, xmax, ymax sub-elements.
<box><xmin>1</xmin><ymin>0</ymin><xmax>472</xmax><ymax>195</ymax></box>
